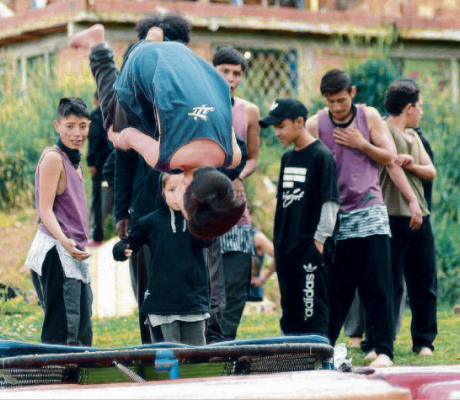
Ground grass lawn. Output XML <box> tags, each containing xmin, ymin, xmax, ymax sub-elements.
<box><xmin>1</xmin><ymin>209</ymin><xmax>460</xmax><ymax>367</ymax></box>
<box><xmin>1</xmin><ymin>299</ymin><xmax>460</xmax><ymax>367</ymax></box>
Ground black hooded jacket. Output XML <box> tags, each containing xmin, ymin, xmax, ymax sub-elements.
<box><xmin>113</xmin><ymin>182</ymin><xmax>213</xmax><ymax>315</ymax></box>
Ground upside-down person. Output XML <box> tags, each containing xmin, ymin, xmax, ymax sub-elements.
<box><xmin>70</xmin><ymin>23</ymin><xmax>245</xmax><ymax>239</ymax></box>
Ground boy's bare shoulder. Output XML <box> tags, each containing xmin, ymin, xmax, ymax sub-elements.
<box><xmin>40</xmin><ymin>149</ymin><xmax>64</xmax><ymax>170</ymax></box>
<box><xmin>235</xmin><ymin>96</ymin><xmax>259</xmax><ymax>110</ymax></box>
<box><xmin>306</xmin><ymin>114</ymin><xmax>319</xmax><ymax>137</ymax></box>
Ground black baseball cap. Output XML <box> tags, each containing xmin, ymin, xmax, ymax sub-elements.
<box><xmin>259</xmin><ymin>98</ymin><xmax>308</xmax><ymax>128</ymax></box>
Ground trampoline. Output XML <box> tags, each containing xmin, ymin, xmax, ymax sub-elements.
<box><xmin>0</xmin><ymin>335</ymin><xmax>334</xmax><ymax>389</ymax></box>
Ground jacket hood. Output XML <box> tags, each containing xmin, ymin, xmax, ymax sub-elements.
<box><xmin>155</xmin><ymin>172</ymin><xmax>187</xmax><ymax>234</ymax></box>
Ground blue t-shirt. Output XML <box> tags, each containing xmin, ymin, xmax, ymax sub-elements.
<box><xmin>114</xmin><ymin>40</ymin><xmax>233</xmax><ymax>173</ymax></box>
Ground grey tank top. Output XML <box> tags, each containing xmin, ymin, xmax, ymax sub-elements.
<box><xmin>36</xmin><ymin>147</ymin><xmax>89</xmax><ymax>249</ymax></box>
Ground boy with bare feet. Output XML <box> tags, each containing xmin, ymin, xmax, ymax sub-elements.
<box><xmin>306</xmin><ymin>69</ymin><xmax>403</xmax><ymax>367</ymax></box>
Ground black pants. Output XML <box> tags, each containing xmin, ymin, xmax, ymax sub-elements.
<box><xmin>276</xmin><ymin>242</ymin><xmax>330</xmax><ymax>337</ymax></box>
<box><xmin>390</xmin><ymin>216</ymin><xmax>437</xmax><ymax>352</ymax></box>
<box><xmin>129</xmin><ymin>245</ymin><xmax>163</xmax><ymax>344</ymax></box>
<box><xmin>328</xmin><ymin>235</ymin><xmax>394</xmax><ymax>359</ymax></box>
<box><xmin>206</xmin><ymin>240</ymin><xmax>226</xmax><ymax>344</ymax></box>
<box><xmin>220</xmin><ymin>251</ymin><xmax>252</xmax><ymax>341</ymax></box>
<box><xmin>90</xmin><ymin>173</ymin><xmax>113</xmax><ymax>242</ymax></box>
<box><xmin>30</xmin><ymin>247</ymin><xmax>93</xmax><ymax>346</ymax></box>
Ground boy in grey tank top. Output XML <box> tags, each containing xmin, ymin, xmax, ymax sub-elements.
<box><xmin>26</xmin><ymin>98</ymin><xmax>93</xmax><ymax>346</ymax></box>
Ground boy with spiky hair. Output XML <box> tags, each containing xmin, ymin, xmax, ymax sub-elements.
<box><xmin>26</xmin><ymin>98</ymin><xmax>93</xmax><ymax>346</ymax></box>
<box><xmin>259</xmin><ymin>98</ymin><xmax>340</xmax><ymax>338</ymax></box>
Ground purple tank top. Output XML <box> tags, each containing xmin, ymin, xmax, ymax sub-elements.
<box><xmin>36</xmin><ymin>147</ymin><xmax>89</xmax><ymax>249</ymax></box>
<box><xmin>232</xmin><ymin>98</ymin><xmax>250</xmax><ymax>226</ymax></box>
<box><xmin>318</xmin><ymin>105</ymin><xmax>384</xmax><ymax>212</ymax></box>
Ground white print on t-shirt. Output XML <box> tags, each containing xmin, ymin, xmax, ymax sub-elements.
<box><xmin>282</xmin><ymin>188</ymin><xmax>305</xmax><ymax>208</ymax></box>
<box><xmin>303</xmin><ymin>263</ymin><xmax>317</xmax><ymax>320</ymax></box>
<box><xmin>144</xmin><ymin>290</ymin><xmax>151</xmax><ymax>300</ymax></box>
<box><xmin>188</xmin><ymin>105</ymin><xmax>215</xmax><ymax>121</ymax></box>
<box><xmin>282</xmin><ymin>167</ymin><xmax>307</xmax><ymax>207</ymax></box>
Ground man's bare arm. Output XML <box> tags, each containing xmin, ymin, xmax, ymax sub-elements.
<box><xmin>39</xmin><ymin>152</ymin><xmax>90</xmax><ymax>260</ymax></box>
<box><xmin>386</xmin><ymin>163</ymin><xmax>423</xmax><ymax>229</ymax></box>
<box><xmin>109</xmin><ymin>126</ymin><xmax>160</xmax><ymax>168</ymax></box>
<box><xmin>239</xmin><ymin>103</ymin><xmax>260</xmax><ymax>180</ymax></box>
<box><xmin>396</xmin><ymin>134</ymin><xmax>436</xmax><ymax>181</ymax></box>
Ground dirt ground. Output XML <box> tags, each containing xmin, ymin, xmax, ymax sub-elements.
<box><xmin>0</xmin><ymin>209</ymin><xmax>38</xmax><ymax>291</ymax></box>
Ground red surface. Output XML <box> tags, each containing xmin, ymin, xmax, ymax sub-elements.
<box><xmin>367</xmin><ymin>366</ymin><xmax>460</xmax><ymax>399</ymax></box>
<box><xmin>418</xmin><ymin>380</ymin><xmax>460</xmax><ymax>399</ymax></box>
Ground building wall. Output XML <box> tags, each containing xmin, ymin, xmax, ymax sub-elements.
<box><xmin>1</xmin><ymin>20</ymin><xmax>460</xmax><ymax>105</ymax></box>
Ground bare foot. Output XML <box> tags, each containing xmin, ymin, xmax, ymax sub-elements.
<box><xmin>349</xmin><ymin>336</ymin><xmax>362</xmax><ymax>348</ymax></box>
<box><xmin>364</xmin><ymin>350</ymin><xmax>377</xmax><ymax>360</ymax></box>
<box><xmin>145</xmin><ymin>27</ymin><xmax>164</xmax><ymax>42</ymax></box>
<box><xmin>369</xmin><ymin>354</ymin><xmax>393</xmax><ymax>368</ymax></box>
<box><xmin>418</xmin><ymin>347</ymin><xmax>434</xmax><ymax>357</ymax></box>
<box><xmin>70</xmin><ymin>24</ymin><xmax>105</xmax><ymax>49</ymax></box>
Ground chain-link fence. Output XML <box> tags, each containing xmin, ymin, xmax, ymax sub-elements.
<box><xmin>216</xmin><ymin>45</ymin><xmax>299</xmax><ymax>145</ymax></box>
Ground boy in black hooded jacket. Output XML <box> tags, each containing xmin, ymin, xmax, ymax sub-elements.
<box><xmin>113</xmin><ymin>172</ymin><xmax>213</xmax><ymax>345</ymax></box>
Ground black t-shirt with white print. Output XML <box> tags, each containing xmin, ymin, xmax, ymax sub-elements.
<box><xmin>274</xmin><ymin>139</ymin><xmax>340</xmax><ymax>257</ymax></box>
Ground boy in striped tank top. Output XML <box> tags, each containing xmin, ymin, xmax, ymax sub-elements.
<box><xmin>213</xmin><ymin>47</ymin><xmax>261</xmax><ymax>341</ymax></box>
<box><xmin>306</xmin><ymin>69</ymin><xmax>417</xmax><ymax>367</ymax></box>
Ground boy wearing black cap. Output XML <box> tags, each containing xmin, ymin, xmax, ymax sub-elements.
<box><xmin>260</xmin><ymin>98</ymin><xmax>340</xmax><ymax>337</ymax></box>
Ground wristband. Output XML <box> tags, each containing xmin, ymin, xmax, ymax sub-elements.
<box><xmin>237</xmin><ymin>177</ymin><xmax>243</xmax><ymax>182</ymax></box>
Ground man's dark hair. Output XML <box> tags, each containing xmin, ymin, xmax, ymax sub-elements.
<box><xmin>57</xmin><ymin>97</ymin><xmax>89</xmax><ymax>120</ymax></box>
<box><xmin>320</xmin><ymin>69</ymin><xmax>353</xmax><ymax>95</ymax></box>
<box><xmin>136</xmin><ymin>13</ymin><xmax>191</xmax><ymax>44</ymax></box>
<box><xmin>184</xmin><ymin>167</ymin><xmax>245</xmax><ymax>239</ymax></box>
<box><xmin>396</xmin><ymin>77</ymin><xmax>419</xmax><ymax>90</ymax></box>
<box><xmin>213</xmin><ymin>47</ymin><xmax>247</xmax><ymax>73</ymax></box>
<box><xmin>385</xmin><ymin>81</ymin><xmax>420</xmax><ymax>117</ymax></box>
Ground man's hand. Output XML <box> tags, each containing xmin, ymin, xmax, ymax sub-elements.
<box><xmin>314</xmin><ymin>240</ymin><xmax>324</xmax><ymax>254</ymax></box>
<box><xmin>88</xmin><ymin>166</ymin><xmax>97</xmax><ymax>177</ymax></box>
<box><xmin>62</xmin><ymin>238</ymin><xmax>91</xmax><ymax>261</ymax></box>
<box><xmin>251</xmin><ymin>276</ymin><xmax>264</xmax><ymax>288</ymax></box>
<box><xmin>116</xmin><ymin>219</ymin><xmax>130</xmax><ymax>239</ymax></box>
<box><xmin>124</xmin><ymin>244</ymin><xmax>133</xmax><ymax>258</ymax></box>
<box><xmin>108</xmin><ymin>126</ymin><xmax>132</xmax><ymax>151</ymax></box>
<box><xmin>396</xmin><ymin>154</ymin><xmax>415</xmax><ymax>171</ymax></box>
<box><xmin>333</xmin><ymin>127</ymin><xmax>367</xmax><ymax>150</ymax></box>
<box><xmin>408</xmin><ymin>199</ymin><xmax>423</xmax><ymax>230</ymax></box>
<box><xmin>232</xmin><ymin>178</ymin><xmax>244</xmax><ymax>199</ymax></box>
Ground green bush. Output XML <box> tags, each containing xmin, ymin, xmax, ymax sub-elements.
<box><xmin>0</xmin><ymin>66</ymin><xmax>94</xmax><ymax>210</ymax></box>
<box><xmin>349</xmin><ymin>58</ymin><xmax>400</xmax><ymax>115</ymax></box>
<box><xmin>0</xmin><ymin>145</ymin><xmax>34</xmax><ymax>210</ymax></box>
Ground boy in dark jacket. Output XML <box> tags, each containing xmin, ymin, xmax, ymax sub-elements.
<box><xmin>113</xmin><ymin>172</ymin><xmax>213</xmax><ymax>345</ymax></box>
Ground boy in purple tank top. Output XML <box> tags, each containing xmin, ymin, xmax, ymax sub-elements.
<box><xmin>212</xmin><ymin>47</ymin><xmax>261</xmax><ymax>341</ymax></box>
<box><xmin>26</xmin><ymin>98</ymin><xmax>93</xmax><ymax>346</ymax></box>
<box><xmin>306</xmin><ymin>69</ymin><xmax>420</xmax><ymax>367</ymax></box>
